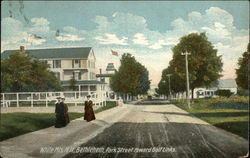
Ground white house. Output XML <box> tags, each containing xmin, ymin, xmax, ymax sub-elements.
<box><xmin>2</xmin><ymin>46</ymin><xmax>105</xmax><ymax>93</ymax></box>
<box><xmin>96</xmin><ymin>63</ymin><xmax>116</xmax><ymax>98</ymax></box>
<box><xmin>193</xmin><ymin>79</ymin><xmax>238</xmax><ymax>98</ymax></box>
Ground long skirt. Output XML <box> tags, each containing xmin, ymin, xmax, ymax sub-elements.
<box><xmin>84</xmin><ymin>106</ymin><xmax>96</xmax><ymax>122</ymax></box>
<box><xmin>55</xmin><ymin>114</ymin><xmax>66</xmax><ymax>128</ymax></box>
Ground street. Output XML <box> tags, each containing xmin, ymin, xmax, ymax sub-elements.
<box><xmin>64</xmin><ymin>101</ymin><xmax>248</xmax><ymax>158</ymax></box>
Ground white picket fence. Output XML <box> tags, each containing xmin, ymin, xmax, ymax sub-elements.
<box><xmin>0</xmin><ymin>90</ymin><xmax>113</xmax><ymax>108</ymax></box>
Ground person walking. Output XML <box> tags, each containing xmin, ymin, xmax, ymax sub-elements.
<box><xmin>84</xmin><ymin>95</ymin><xmax>96</xmax><ymax>122</ymax></box>
<box><xmin>61</xmin><ymin>96</ymin><xmax>70</xmax><ymax>125</ymax></box>
<box><xmin>54</xmin><ymin>97</ymin><xmax>66</xmax><ymax>128</ymax></box>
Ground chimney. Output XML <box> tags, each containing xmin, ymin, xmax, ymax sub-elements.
<box><xmin>99</xmin><ymin>68</ymin><xmax>102</xmax><ymax>74</ymax></box>
<box><xmin>20</xmin><ymin>46</ymin><xmax>25</xmax><ymax>53</ymax></box>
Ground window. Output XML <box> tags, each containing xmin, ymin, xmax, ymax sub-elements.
<box><xmin>53</xmin><ymin>60</ymin><xmax>61</xmax><ymax>68</ymax></box>
<box><xmin>53</xmin><ymin>72</ymin><xmax>60</xmax><ymax>80</ymax></box>
<box><xmin>73</xmin><ymin>71</ymin><xmax>81</xmax><ymax>80</ymax></box>
<box><xmin>72</xmin><ymin>59</ymin><xmax>81</xmax><ymax>68</ymax></box>
<box><xmin>41</xmin><ymin>60</ymin><xmax>48</xmax><ymax>64</ymax></box>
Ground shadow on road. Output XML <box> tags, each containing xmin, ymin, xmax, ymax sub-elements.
<box><xmin>135</xmin><ymin>99</ymin><xmax>171</xmax><ymax>105</ymax></box>
<box><xmin>64</xmin><ymin>122</ymin><xmax>248</xmax><ymax>158</ymax></box>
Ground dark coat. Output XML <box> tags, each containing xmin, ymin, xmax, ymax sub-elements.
<box><xmin>63</xmin><ymin>103</ymin><xmax>70</xmax><ymax>125</ymax></box>
<box><xmin>55</xmin><ymin>102</ymin><xmax>66</xmax><ymax>128</ymax></box>
<box><xmin>84</xmin><ymin>100</ymin><xmax>96</xmax><ymax>122</ymax></box>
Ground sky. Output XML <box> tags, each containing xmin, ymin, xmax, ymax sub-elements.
<box><xmin>1</xmin><ymin>1</ymin><xmax>249</xmax><ymax>86</ymax></box>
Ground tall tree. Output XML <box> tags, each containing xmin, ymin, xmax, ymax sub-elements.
<box><xmin>157</xmin><ymin>65</ymin><xmax>186</xmax><ymax>97</ymax></box>
<box><xmin>1</xmin><ymin>52</ymin><xmax>62</xmax><ymax>92</ymax></box>
<box><xmin>171</xmin><ymin>33</ymin><xmax>223</xmax><ymax>99</ymax></box>
<box><xmin>110</xmin><ymin>53</ymin><xmax>150</xmax><ymax>96</ymax></box>
<box><xmin>236</xmin><ymin>43</ymin><xmax>249</xmax><ymax>90</ymax></box>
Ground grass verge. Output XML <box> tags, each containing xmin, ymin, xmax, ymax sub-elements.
<box><xmin>171</xmin><ymin>96</ymin><xmax>249</xmax><ymax>139</ymax></box>
<box><xmin>0</xmin><ymin>101</ymin><xmax>117</xmax><ymax>141</ymax></box>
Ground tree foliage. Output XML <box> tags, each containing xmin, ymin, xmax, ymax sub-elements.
<box><xmin>236</xmin><ymin>43</ymin><xmax>249</xmax><ymax>90</ymax></box>
<box><xmin>170</xmin><ymin>33</ymin><xmax>223</xmax><ymax>98</ymax></box>
<box><xmin>1</xmin><ymin>52</ymin><xmax>62</xmax><ymax>92</ymax></box>
<box><xmin>215</xmin><ymin>89</ymin><xmax>233</xmax><ymax>98</ymax></box>
<box><xmin>157</xmin><ymin>65</ymin><xmax>186</xmax><ymax>96</ymax></box>
<box><xmin>110</xmin><ymin>53</ymin><xmax>150</xmax><ymax>96</ymax></box>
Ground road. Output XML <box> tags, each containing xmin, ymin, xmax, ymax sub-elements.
<box><xmin>64</xmin><ymin>101</ymin><xmax>248</xmax><ymax>158</ymax></box>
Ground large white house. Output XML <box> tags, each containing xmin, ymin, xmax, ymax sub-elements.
<box><xmin>2</xmin><ymin>46</ymin><xmax>105</xmax><ymax>93</ymax></box>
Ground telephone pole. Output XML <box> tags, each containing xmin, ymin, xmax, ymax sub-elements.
<box><xmin>166</xmin><ymin>74</ymin><xmax>172</xmax><ymax>100</ymax></box>
<box><xmin>181</xmin><ymin>51</ymin><xmax>191</xmax><ymax>109</ymax></box>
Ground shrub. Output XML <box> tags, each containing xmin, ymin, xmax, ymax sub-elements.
<box><xmin>215</xmin><ymin>89</ymin><xmax>233</xmax><ymax>98</ymax></box>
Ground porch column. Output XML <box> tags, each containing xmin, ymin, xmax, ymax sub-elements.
<box><xmin>78</xmin><ymin>85</ymin><xmax>81</xmax><ymax>97</ymax></box>
<box><xmin>88</xmin><ymin>85</ymin><xmax>90</xmax><ymax>95</ymax></box>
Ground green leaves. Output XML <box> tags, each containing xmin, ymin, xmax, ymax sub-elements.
<box><xmin>110</xmin><ymin>53</ymin><xmax>150</xmax><ymax>96</ymax></box>
<box><xmin>172</xmin><ymin>33</ymin><xmax>223</xmax><ymax>89</ymax></box>
<box><xmin>1</xmin><ymin>52</ymin><xmax>62</xmax><ymax>92</ymax></box>
<box><xmin>158</xmin><ymin>33</ymin><xmax>223</xmax><ymax>98</ymax></box>
<box><xmin>236</xmin><ymin>43</ymin><xmax>249</xmax><ymax>90</ymax></box>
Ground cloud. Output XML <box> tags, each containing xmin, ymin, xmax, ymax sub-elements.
<box><xmin>133</xmin><ymin>33</ymin><xmax>149</xmax><ymax>45</ymax></box>
<box><xmin>149</xmin><ymin>40</ymin><xmax>177</xmax><ymax>50</ymax></box>
<box><xmin>29</xmin><ymin>17</ymin><xmax>51</xmax><ymax>34</ymax></box>
<box><xmin>56</xmin><ymin>34</ymin><xmax>85</xmax><ymax>41</ymax></box>
<box><xmin>1</xmin><ymin>17</ymin><xmax>47</xmax><ymax>48</ymax></box>
<box><xmin>95</xmin><ymin>33</ymin><xmax>128</xmax><ymax>45</ymax></box>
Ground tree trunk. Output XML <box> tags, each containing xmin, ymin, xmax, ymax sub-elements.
<box><xmin>191</xmin><ymin>88</ymin><xmax>194</xmax><ymax>102</ymax></box>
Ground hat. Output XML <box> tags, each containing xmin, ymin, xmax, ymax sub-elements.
<box><xmin>61</xmin><ymin>96</ymin><xmax>65</xmax><ymax>99</ymax></box>
<box><xmin>56</xmin><ymin>97</ymin><xmax>61</xmax><ymax>99</ymax></box>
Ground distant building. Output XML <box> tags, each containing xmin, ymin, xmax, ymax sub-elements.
<box><xmin>1</xmin><ymin>46</ymin><xmax>105</xmax><ymax>92</ymax></box>
<box><xmin>194</xmin><ymin>79</ymin><xmax>237</xmax><ymax>98</ymax></box>
<box><xmin>96</xmin><ymin>63</ymin><xmax>116</xmax><ymax>98</ymax></box>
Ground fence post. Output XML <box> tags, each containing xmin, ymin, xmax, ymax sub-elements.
<box><xmin>2</xmin><ymin>93</ymin><xmax>5</xmax><ymax>107</ymax></box>
<box><xmin>45</xmin><ymin>93</ymin><xmax>48</xmax><ymax>107</ymax></box>
<box><xmin>17</xmin><ymin>93</ymin><xmax>19</xmax><ymax>107</ymax></box>
<box><xmin>31</xmin><ymin>93</ymin><xmax>33</xmax><ymax>107</ymax></box>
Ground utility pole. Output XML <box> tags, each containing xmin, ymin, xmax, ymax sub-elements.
<box><xmin>166</xmin><ymin>74</ymin><xmax>172</xmax><ymax>100</ymax></box>
<box><xmin>181</xmin><ymin>51</ymin><xmax>191</xmax><ymax>109</ymax></box>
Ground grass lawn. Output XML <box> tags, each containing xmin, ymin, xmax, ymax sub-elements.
<box><xmin>0</xmin><ymin>101</ymin><xmax>117</xmax><ymax>141</ymax></box>
<box><xmin>171</xmin><ymin>96</ymin><xmax>249</xmax><ymax>139</ymax></box>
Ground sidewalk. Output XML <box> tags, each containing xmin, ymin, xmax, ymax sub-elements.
<box><xmin>0</xmin><ymin>104</ymin><xmax>133</xmax><ymax>158</ymax></box>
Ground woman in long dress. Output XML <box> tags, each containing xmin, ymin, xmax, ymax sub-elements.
<box><xmin>84</xmin><ymin>95</ymin><xmax>96</xmax><ymax>122</ymax></box>
<box><xmin>55</xmin><ymin>97</ymin><xmax>66</xmax><ymax>128</ymax></box>
<box><xmin>61</xmin><ymin>97</ymin><xmax>70</xmax><ymax>125</ymax></box>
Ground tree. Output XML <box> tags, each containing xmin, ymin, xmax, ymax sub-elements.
<box><xmin>69</xmin><ymin>77</ymin><xmax>77</xmax><ymax>91</ymax></box>
<box><xmin>171</xmin><ymin>33</ymin><xmax>223</xmax><ymax>99</ymax></box>
<box><xmin>157</xmin><ymin>65</ymin><xmax>186</xmax><ymax>98</ymax></box>
<box><xmin>236</xmin><ymin>43</ymin><xmax>249</xmax><ymax>90</ymax></box>
<box><xmin>137</xmin><ymin>64</ymin><xmax>151</xmax><ymax>94</ymax></box>
<box><xmin>110</xmin><ymin>53</ymin><xmax>150</xmax><ymax>96</ymax></box>
<box><xmin>1</xmin><ymin>52</ymin><xmax>62</xmax><ymax>92</ymax></box>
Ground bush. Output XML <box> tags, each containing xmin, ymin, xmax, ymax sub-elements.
<box><xmin>237</xmin><ymin>89</ymin><xmax>249</xmax><ymax>96</ymax></box>
<box><xmin>215</xmin><ymin>89</ymin><xmax>233</xmax><ymax>98</ymax></box>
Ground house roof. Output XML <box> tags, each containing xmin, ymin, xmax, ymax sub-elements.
<box><xmin>1</xmin><ymin>47</ymin><xmax>92</xmax><ymax>59</ymax></box>
<box><xmin>61</xmin><ymin>80</ymin><xmax>105</xmax><ymax>85</ymax></box>
<box><xmin>217</xmin><ymin>79</ymin><xmax>237</xmax><ymax>88</ymax></box>
<box><xmin>96</xmin><ymin>74</ymin><xmax>113</xmax><ymax>78</ymax></box>
<box><xmin>106</xmin><ymin>63</ymin><xmax>116</xmax><ymax>71</ymax></box>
